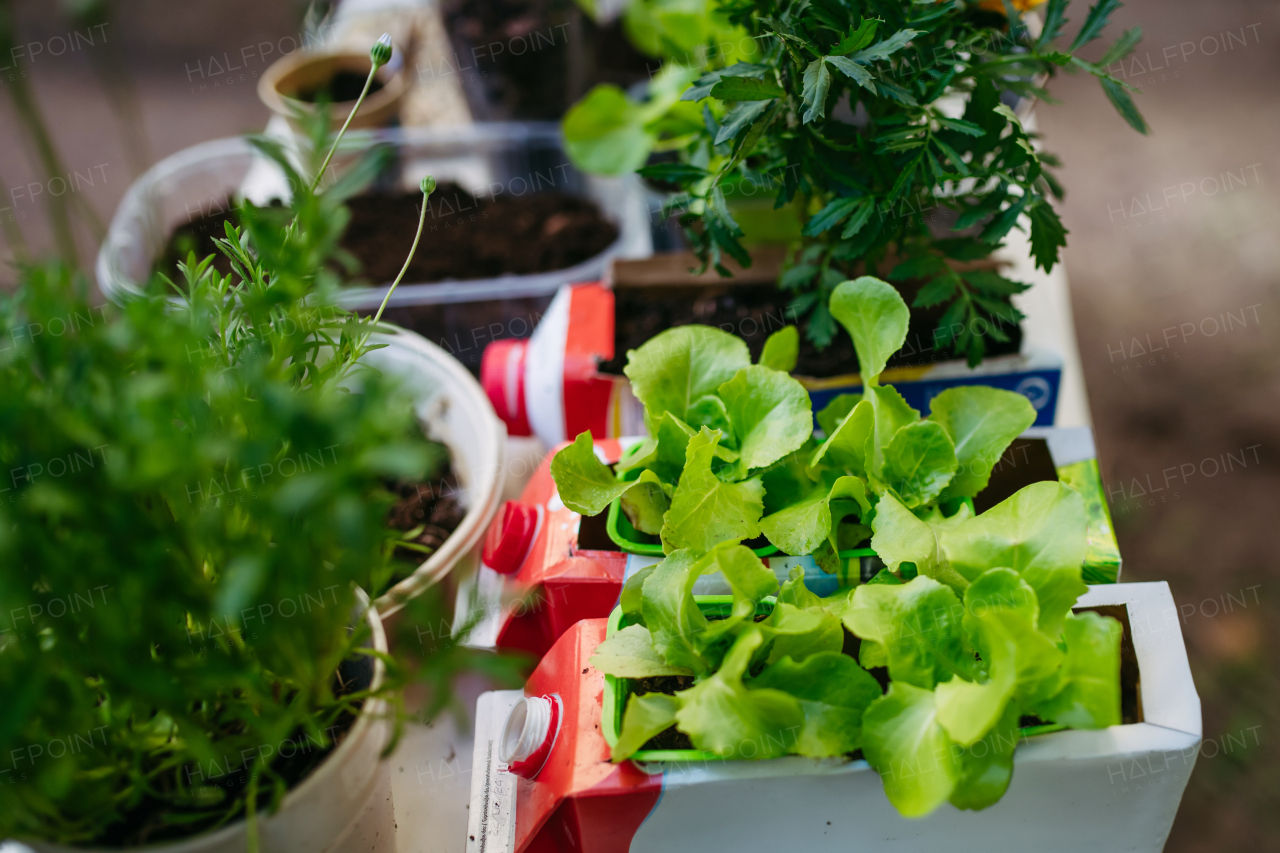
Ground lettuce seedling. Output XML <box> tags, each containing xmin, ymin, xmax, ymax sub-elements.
<box><xmin>592</xmin><ymin>534</ymin><xmax>1121</xmax><ymax>816</ymax></box>
<box><xmin>556</xmin><ymin>275</ymin><xmax>1121</xmax><ymax>816</ymax></box>
<box><xmin>553</xmin><ymin>275</ymin><xmax>1037</xmax><ymax>569</ymax></box>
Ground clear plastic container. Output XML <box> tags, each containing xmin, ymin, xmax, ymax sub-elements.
<box><xmin>96</xmin><ymin>123</ymin><xmax>653</xmax><ymax>311</ymax></box>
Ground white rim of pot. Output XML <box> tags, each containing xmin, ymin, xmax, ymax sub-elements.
<box><xmin>19</xmin><ymin>589</ymin><xmax>390</xmax><ymax>853</ymax></box>
<box><xmin>366</xmin><ymin>326</ymin><xmax>507</xmax><ymax>617</ymax></box>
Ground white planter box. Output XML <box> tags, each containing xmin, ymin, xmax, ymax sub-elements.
<box><xmin>465</xmin><ymin>582</ymin><xmax>1199</xmax><ymax>853</ymax></box>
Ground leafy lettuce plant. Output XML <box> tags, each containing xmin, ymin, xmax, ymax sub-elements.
<box><xmin>554</xmin><ymin>273</ymin><xmax>1121</xmax><ymax>815</ymax></box>
<box><xmin>591</xmin><ymin>537</ymin><xmax>1121</xmax><ymax>816</ymax></box>
<box><xmin>552</xmin><ymin>275</ymin><xmax>1037</xmax><ymax>570</ymax></box>
<box><xmin>564</xmin><ymin>0</ymin><xmax>1148</xmax><ymax>363</ymax></box>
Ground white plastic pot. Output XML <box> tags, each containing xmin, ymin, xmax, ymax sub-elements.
<box><xmin>21</xmin><ymin>593</ymin><xmax>394</xmax><ymax>853</ymax></box>
<box><xmin>95</xmin><ymin>125</ymin><xmax>652</xmax><ymax>309</ymax></box>
<box><xmin>362</xmin><ymin>327</ymin><xmax>507</xmax><ymax>615</ymax></box>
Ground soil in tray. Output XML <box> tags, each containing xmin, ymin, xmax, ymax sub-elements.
<box><xmin>155</xmin><ymin>181</ymin><xmax>617</xmax><ymax>288</ymax></box>
<box><xmin>600</xmin><ymin>278</ymin><xmax>1023</xmax><ymax>379</ymax></box>
<box><xmin>295</xmin><ymin>70</ymin><xmax>386</xmax><ymax>104</ymax></box>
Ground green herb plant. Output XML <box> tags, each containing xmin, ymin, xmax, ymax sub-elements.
<box><xmin>551</xmin><ymin>276</ymin><xmax>1121</xmax><ymax>815</ymax></box>
<box><xmin>0</xmin><ymin>37</ymin><xmax>507</xmax><ymax>849</ymax></box>
<box><xmin>563</xmin><ymin>0</ymin><xmax>1148</xmax><ymax>364</ymax></box>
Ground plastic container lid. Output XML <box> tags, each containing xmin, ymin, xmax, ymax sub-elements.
<box><xmin>482</xmin><ymin>500</ymin><xmax>539</xmax><ymax>575</ymax></box>
<box><xmin>481</xmin><ymin>338</ymin><xmax>531</xmax><ymax>437</ymax></box>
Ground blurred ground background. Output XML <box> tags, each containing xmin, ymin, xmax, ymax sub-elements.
<box><xmin>1</xmin><ymin>0</ymin><xmax>1276</xmax><ymax>850</ymax></box>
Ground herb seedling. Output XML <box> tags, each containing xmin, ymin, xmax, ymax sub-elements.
<box><xmin>0</xmin><ymin>37</ymin><xmax>507</xmax><ymax>848</ymax></box>
<box><xmin>564</xmin><ymin>0</ymin><xmax>1148</xmax><ymax>364</ymax></box>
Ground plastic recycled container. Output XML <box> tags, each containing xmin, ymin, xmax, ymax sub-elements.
<box><xmin>95</xmin><ymin>124</ymin><xmax>652</xmax><ymax>372</ymax></box>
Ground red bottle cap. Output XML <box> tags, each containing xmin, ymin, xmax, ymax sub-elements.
<box><xmin>481</xmin><ymin>338</ymin><xmax>531</xmax><ymax>437</ymax></box>
<box><xmin>482</xmin><ymin>500</ymin><xmax>539</xmax><ymax>575</ymax></box>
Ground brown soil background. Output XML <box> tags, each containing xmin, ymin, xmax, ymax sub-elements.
<box><xmin>0</xmin><ymin>1</ymin><xmax>1276</xmax><ymax>850</ymax></box>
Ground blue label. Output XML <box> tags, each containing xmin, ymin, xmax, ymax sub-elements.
<box><xmin>809</xmin><ymin>368</ymin><xmax>1061</xmax><ymax>428</ymax></box>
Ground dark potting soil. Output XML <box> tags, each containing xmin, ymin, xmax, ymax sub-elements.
<box><xmin>973</xmin><ymin>437</ymin><xmax>1060</xmax><ymax>513</ymax></box>
<box><xmin>343</xmin><ymin>183</ymin><xmax>618</xmax><ymax>283</ymax></box>
<box><xmin>98</xmin><ymin>672</ymin><xmax>366</xmax><ymax>846</ymax></box>
<box><xmin>156</xmin><ymin>182</ymin><xmax>617</xmax><ymax>291</ymax></box>
<box><xmin>296</xmin><ymin>70</ymin><xmax>386</xmax><ymax>103</ymax></box>
<box><xmin>385</xmin><ymin>452</ymin><xmax>467</xmax><ymax>565</ymax></box>
<box><xmin>600</xmin><ymin>278</ymin><xmax>1023</xmax><ymax>380</ymax></box>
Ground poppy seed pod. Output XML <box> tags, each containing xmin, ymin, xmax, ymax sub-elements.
<box><xmin>370</xmin><ymin>33</ymin><xmax>393</xmax><ymax>68</ymax></box>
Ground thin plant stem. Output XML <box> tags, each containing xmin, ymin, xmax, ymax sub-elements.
<box><xmin>309</xmin><ymin>67</ymin><xmax>377</xmax><ymax>194</ymax></box>
<box><xmin>371</xmin><ymin>183</ymin><xmax>431</xmax><ymax>326</ymax></box>
<box><xmin>0</xmin><ymin>169</ymin><xmax>31</xmax><ymax>264</ymax></box>
<box><xmin>0</xmin><ymin>0</ymin><xmax>77</xmax><ymax>263</ymax></box>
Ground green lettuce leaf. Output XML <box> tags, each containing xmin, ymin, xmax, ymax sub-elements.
<box><xmin>641</xmin><ymin>549</ymin><xmax>716</xmax><ymax>674</ymax></box>
<box><xmin>549</xmin><ymin>430</ymin><xmax>631</xmax><ymax>515</ymax></box>
<box><xmin>862</xmin><ymin>682</ymin><xmax>960</xmax><ymax>817</ymax></box>
<box><xmin>934</xmin><ymin>626</ymin><xmax>1016</xmax><ymax>746</ymax></box>
<box><xmin>686</xmin><ymin>394</ymin><xmax>734</xmax><ymax>436</ymax></box>
<box><xmin>616</xmin><ymin>412</ymin><xmax>695</xmax><ymax>484</ymax></box>
<box><xmin>811</xmin><ymin>398</ymin><xmax>873</xmax><ymax>475</ymax></box>
<box><xmin>948</xmin><ymin>701</ymin><xmax>1020</xmax><ymax>811</ymax></box>
<box><xmin>940</xmin><ymin>481</ymin><xmax>1088</xmax><ymax>638</ymax></box>
<box><xmin>865</xmin><ymin>384</ymin><xmax>920</xmax><ymax>477</ymax></box>
<box><xmin>843</xmin><ymin>575</ymin><xmax>973</xmax><ymax>689</ymax></box>
<box><xmin>761</xmin><ymin>441</ymin><xmax>821</xmax><ymax>513</ymax></box>
<box><xmin>755</xmin><ymin>601</ymin><xmax>845</xmax><ymax>665</ymax></box>
<box><xmin>760</xmin><ymin>474</ymin><xmax>869</xmax><ymax>555</ymax></box>
<box><xmin>868</xmin><ymin>491</ymin><xmax>970</xmax><ymax>591</ymax></box>
<box><xmin>611</xmin><ymin>692</ymin><xmax>680</xmax><ymax>761</ymax></box>
<box><xmin>717</xmin><ymin>365</ymin><xmax>813</xmax><ymax>473</ymax></box>
<box><xmin>759</xmin><ymin>325</ymin><xmax>799</xmax><ymax>372</ymax></box>
<box><xmin>661</xmin><ymin>427</ymin><xmax>766</xmax><ymax>553</ymax></box>
<box><xmin>829</xmin><ymin>277</ymin><xmax>910</xmax><ymax>383</ymax></box>
<box><xmin>962</xmin><ymin>568</ymin><xmax>1065</xmax><ymax>706</ymax></box>
<box><xmin>816</xmin><ymin>393</ymin><xmax>861</xmax><ymax>438</ymax></box>
<box><xmin>751</xmin><ymin>652</ymin><xmax>882</xmax><ymax>756</ymax></box>
<box><xmin>929</xmin><ymin>386</ymin><xmax>1037</xmax><ymax>499</ymax></box>
<box><xmin>697</xmin><ymin>543</ymin><xmax>779</xmax><ymax>650</ymax></box>
<box><xmin>624</xmin><ymin>325</ymin><xmax>750</xmax><ymax>431</ymax></box>
<box><xmin>620</xmin><ymin>563</ymin><xmax>656</xmax><ymax>623</ymax></box>
<box><xmin>1034</xmin><ymin>610</ymin><xmax>1122</xmax><ymax>729</ymax></box>
<box><xmin>675</xmin><ymin>629</ymin><xmax>806</xmax><ymax>758</ymax></box>
<box><xmin>589</xmin><ymin>624</ymin><xmax>696</xmax><ymax>678</ymax></box>
<box><xmin>882</xmin><ymin>421</ymin><xmax>958</xmax><ymax>508</ymax></box>
<box><xmin>620</xmin><ymin>469</ymin><xmax>671</xmax><ymax>535</ymax></box>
